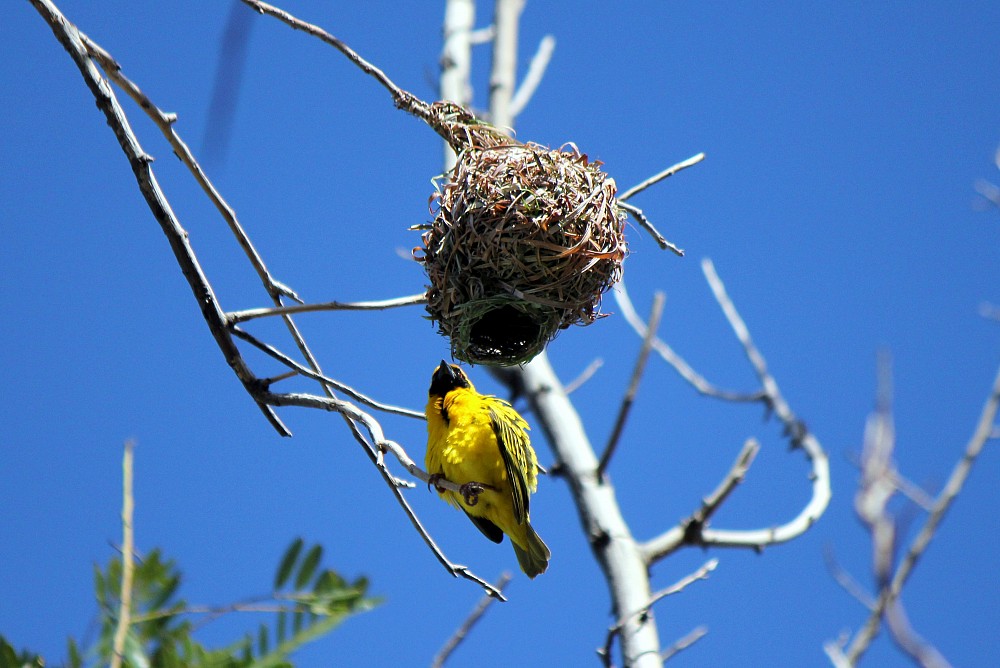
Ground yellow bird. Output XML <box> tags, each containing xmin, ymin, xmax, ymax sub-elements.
<box><xmin>425</xmin><ymin>360</ymin><xmax>550</xmax><ymax>578</ymax></box>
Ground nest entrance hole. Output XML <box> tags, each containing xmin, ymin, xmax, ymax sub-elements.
<box><xmin>467</xmin><ymin>305</ymin><xmax>542</xmax><ymax>365</ymax></box>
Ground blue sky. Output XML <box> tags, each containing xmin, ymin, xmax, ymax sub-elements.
<box><xmin>3</xmin><ymin>1</ymin><xmax>999</xmax><ymax>666</ymax></box>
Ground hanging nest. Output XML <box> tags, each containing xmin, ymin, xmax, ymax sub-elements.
<box><xmin>413</xmin><ymin>103</ymin><xmax>627</xmax><ymax>366</ymax></box>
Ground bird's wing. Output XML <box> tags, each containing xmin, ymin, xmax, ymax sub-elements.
<box><xmin>462</xmin><ymin>509</ymin><xmax>504</xmax><ymax>544</ymax></box>
<box><xmin>488</xmin><ymin>403</ymin><xmax>531</xmax><ymax>524</ymax></box>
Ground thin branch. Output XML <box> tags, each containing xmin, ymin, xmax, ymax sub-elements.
<box><xmin>239</xmin><ymin>0</ymin><xmax>430</xmax><ymax>121</ymax></box>
<box><xmin>431</xmin><ymin>572</ymin><xmax>513</xmax><ymax>668</ymax></box>
<box><xmin>28</xmin><ymin>0</ymin><xmax>288</xmax><ymax>435</ymax></box>
<box><xmin>661</xmin><ymin>625</ymin><xmax>708</xmax><ymax>663</ymax></box>
<box><xmin>823</xmin><ymin>545</ymin><xmax>876</xmax><ymax>611</ymax></box>
<box><xmin>228</xmin><ymin>293</ymin><xmax>426</xmax><ymax>324</ymax></box>
<box><xmin>697</xmin><ymin>258</ymin><xmax>831</xmax><ymax>546</ymax></box>
<box><xmin>614</xmin><ymin>282</ymin><xmax>764</xmax><ymax>403</ymax></box>
<box><xmin>564</xmin><ymin>358</ymin><xmax>605</xmax><ymax>395</ymax></box>
<box><xmin>884</xmin><ymin>598</ymin><xmax>952</xmax><ymax>668</ymax></box>
<box><xmin>509</xmin><ymin>35</ymin><xmax>556</xmax><ymax>117</ymax></box>
<box><xmin>844</xmin><ymin>362</ymin><xmax>1000</xmax><ymax>664</ymax></box>
<box><xmin>598</xmin><ymin>292</ymin><xmax>665</xmax><ymax>478</ymax></box>
<box><xmin>618</xmin><ymin>153</ymin><xmax>706</xmax><ymax>202</ymax></box>
<box><xmin>641</xmin><ymin>439</ymin><xmax>760</xmax><ymax>564</ymax></box>
<box><xmin>599</xmin><ymin>559</ymin><xmax>717</xmax><ymax>668</ymax></box>
<box><xmin>467</xmin><ymin>25</ymin><xmax>495</xmax><ymax>45</ymax></box>
<box><xmin>259</xmin><ymin>389</ymin><xmax>506</xmax><ymax>599</ymax></box>
<box><xmin>32</xmin><ymin>0</ymin><xmax>504</xmax><ymax>600</ymax></box>
<box><xmin>979</xmin><ymin>301</ymin><xmax>1000</xmax><ymax>322</ymax></box>
<box><xmin>111</xmin><ymin>440</ymin><xmax>136</xmax><ymax>668</ymax></box>
<box><xmin>230</xmin><ymin>327</ymin><xmax>424</xmax><ymax>419</ymax></box>
<box><xmin>618</xmin><ymin>200</ymin><xmax>684</xmax><ymax>256</ymax></box>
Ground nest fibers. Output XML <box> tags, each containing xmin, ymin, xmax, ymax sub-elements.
<box><xmin>414</xmin><ymin>104</ymin><xmax>627</xmax><ymax>366</ymax></box>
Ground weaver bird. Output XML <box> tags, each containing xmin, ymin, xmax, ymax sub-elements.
<box><xmin>425</xmin><ymin>360</ymin><xmax>550</xmax><ymax>578</ymax></box>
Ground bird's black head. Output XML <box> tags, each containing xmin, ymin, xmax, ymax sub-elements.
<box><xmin>429</xmin><ymin>360</ymin><xmax>472</xmax><ymax>397</ymax></box>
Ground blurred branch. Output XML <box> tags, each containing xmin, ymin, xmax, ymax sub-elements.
<box><xmin>823</xmin><ymin>545</ymin><xmax>876</xmax><ymax>611</ymax></box>
<box><xmin>598</xmin><ymin>292</ymin><xmax>665</xmax><ymax>479</ymax></box>
<box><xmin>509</xmin><ymin>35</ymin><xmax>556</xmax><ymax>117</ymax></box>
<box><xmin>563</xmin><ymin>358</ymin><xmax>605</xmax><ymax>395</ymax></box>
<box><xmin>110</xmin><ymin>440</ymin><xmax>136</xmax><ymax>668</ymax></box>
<box><xmin>487</xmin><ymin>0</ymin><xmax>523</xmax><ymax>131</ymax></box>
<box><xmin>842</xmin><ymin>362</ymin><xmax>1000</xmax><ymax>664</ymax></box>
<box><xmin>885</xmin><ymin>599</ymin><xmax>951</xmax><ymax>668</ymax></box>
<box><xmin>614</xmin><ymin>282</ymin><xmax>765</xmax><ymax>403</ymax></box>
<box><xmin>660</xmin><ymin>625</ymin><xmax>708</xmax><ymax>663</ymax></box>
<box><xmin>431</xmin><ymin>572</ymin><xmax>513</xmax><ymax>667</ymax></box>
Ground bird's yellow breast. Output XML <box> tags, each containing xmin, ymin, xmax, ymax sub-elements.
<box><xmin>426</xmin><ymin>389</ymin><xmax>510</xmax><ymax>491</ymax></box>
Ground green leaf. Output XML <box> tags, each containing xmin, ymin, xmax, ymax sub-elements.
<box><xmin>257</xmin><ymin>622</ymin><xmax>268</xmax><ymax>656</ymax></box>
<box><xmin>67</xmin><ymin>636</ymin><xmax>83</xmax><ymax>668</ymax></box>
<box><xmin>274</xmin><ymin>538</ymin><xmax>304</xmax><ymax>589</ymax></box>
<box><xmin>276</xmin><ymin>610</ymin><xmax>287</xmax><ymax>645</ymax></box>
<box><xmin>294</xmin><ymin>545</ymin><xmax>322</xmax><ymax>590</ymax></box>
<box><xmin>313</xmin><ymin>569</ymin><xmax>346</xmax><ymax>595</ymax></box>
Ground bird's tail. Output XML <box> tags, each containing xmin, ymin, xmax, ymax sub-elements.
<box><xmin>512</xmin><ymin>522</ymin><xmax>551</xmax><ymax>579</ymax></box>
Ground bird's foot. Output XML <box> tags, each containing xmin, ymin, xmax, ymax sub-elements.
<box><xmin>427</xmin><ymin>473</ymin><xmax>446</xmax><ymax>493</ymax></box>
<box><xmin>460</xmin><ymin>481</ymin><xmax>496</xmax><ymax>506</ymax></box>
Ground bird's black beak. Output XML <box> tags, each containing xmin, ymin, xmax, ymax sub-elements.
<box><xmin>430</xmin><ymin>360</ymin><xmax>465</xmax><ymax>396</ymax></box>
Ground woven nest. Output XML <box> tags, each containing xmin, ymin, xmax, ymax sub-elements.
<box><xmin>414</xmin><ymin>104</ymin><xmax>627</xmax><ymax>366</ymax></box>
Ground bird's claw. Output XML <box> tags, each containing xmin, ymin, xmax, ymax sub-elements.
<box><xmin>460</xmin><ymin>481</ymin><xmax>487</xmax><ymax>506</ymax></box>
<box><xmin>427</xmin><ymin>473</ymin><xmax>446</xmax><ymax>492</ymax></box>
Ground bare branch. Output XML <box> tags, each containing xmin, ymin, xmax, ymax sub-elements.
<box><xmin>885</xmin><ymin>599</ymin><xmax>952</xmax><ymax>668</ymax></box>
<box><xmin>614</xmin><ymin>282</ymin><xmax>764</xmax><ymax>403</ymax></box>
<box><xmin>31</xmin><ymin>0</ymin><xmax>505</xmax><ymax>599</ymax></box>
<box><xmin>239</xmin><ymin>0</ymin><xmax>431</xmax><ymax>121</ymax></box>
<box><xmin>661</xmin><ymin>625</ymin><xmax>708</xmax><ymax>663</ymax></box>
<box><xmin>979</xmin><ymin>301</ymin><xmax>1000</xmax><ymax>322</ymax></box>
<box><xmin>468</xmin><ymin>25</ymin><xmax>496</xmax><ymax>45</ymax></box>
<box><xmin>111</xmin><ymin>440</ymin><xmax>136</xmax><ymax>668</ymax></box>
<box><xmin>28</xmin><ymin>0</ymin><xmax>288</xmax><ymax>435</ymax></box>
<box><xmin>564</xmin><ymin>358</ymin><xmax>605</xmax><ymax>395</ymax></box>
<box><xmin>699</xmin><ymin>258</ymin><xmax>831</xmax><ymax>543</ymax></box>
<box><xmin>844</xmin><ymin>361</ymin><xmax>1000</xmax><ymax>663</ymax></box>
<box><xmin>519</xmin><ymin>354</ymin><xmax>663</xmax><ymax>667</ymax></box>
<box><xmin>599</xmin><ymin>559</ymin><xmax>717</xmax><ymax>667</ymax></box>
<box><xmin>260</xmin><ymin>389</ymin><xmax>506</xmax><ymax>599</ymax></box>
<box><xmin>509</xmin><ymin>35</ymin><xmax>556</xmax><ymax>117</ymax></box>
<box><xmin>431</xmin><ymin>572</ymin><xmax>513</xmax><ymax>668</ymax></box>
<box><xmin>618</xmin><ymin>200</ymin><xmax>684</xmax><ymax>256</ymax></box>
<box><xmin>642</xmin><ymin>439</ymin><xmax>760</xmax><ymax>564</ymax></box>
<box><xmin>230</xmin><ymin>327</ymin><xmax>424</xmax><ymax>419</ymax></box>
<box><xmin>228</xmin><ymin>293</ymin><xmax>426</xmax><ymax>324</ymax></box>
<box><xmin>618</xmin><ymin>153</ymin><xmax>706</xmax><ymax>202</ymax></box>
<box><xmin>598</xmin><ymin>292</ymin><xmax>665</xmax><ymax>478</ymax></box>
<box><xmin>823</xmin><ymin>545</ymin><xmax>876</xmax><ymax>611</ymax></box>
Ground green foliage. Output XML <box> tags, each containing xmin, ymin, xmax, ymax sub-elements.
<box><xmin>0</xmin><ymin>635</ymin><xmax>44</xmax><ymax>668</ymax></box>
<box><xmin>3</xmin><ymin>539</ymin><xmax>378</xmax><ymax>668</ymax></box>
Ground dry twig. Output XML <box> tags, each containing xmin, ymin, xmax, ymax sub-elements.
<box><xmin>431</xmin><ymin>572</ymin><xmax>513</xmax><ymax>667</ymax></box>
